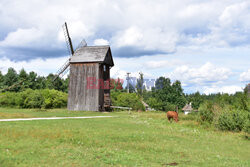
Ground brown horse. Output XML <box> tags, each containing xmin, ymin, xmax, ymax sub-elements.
<box><xmin>167</xmin><ymin>111</ymin><xmax>178</xmax><ymax>122</ymax></box>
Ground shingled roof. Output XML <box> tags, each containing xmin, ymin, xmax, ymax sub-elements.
<box><xmin>182</xmin><ymin>103</ymin><xmax>193</xmax><ymax>111</ymax></box>
<box><xmin>70</xmin><ymin>45</ymin><xmax>114</xmax><ymax>66</ymax></box>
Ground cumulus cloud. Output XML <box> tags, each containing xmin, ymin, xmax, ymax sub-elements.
<box><xmin>93</xmin><ymin>39</ymin><xmax>109</xmax><ymax>46</ymax></box>
<box><xmin>0</xmin><ymin>28</ymin><xmax>44</xmax><ymax>48</ymax></box>
<box><xmin>240</xmin><ymin>69</ymin><xmax>250</xmax><ymax>82</ymax></box>
<box><xmin>1</xmin><ymin>0</ymin><xmax>249</xmax><ymax>60</ymax></box>
<box><xmin>0</xmin><ymin>56</ymin><xmax>70</xmax><ymax>76</ymax></box>
<box><xmin>168</xmin><ymin>62</ymin><xmax>232</xmax><ymax>85</ymax></box>
<box><xmin>0</xmin><ymin>0</ymin><xmax>249</xmax><ymax>94</ymax></box>
<box><xmin>203</xmin><ymin>85</ymin><xmax>243</xmax><ymax>95</ymax></box>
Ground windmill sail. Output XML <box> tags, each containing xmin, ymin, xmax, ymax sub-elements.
<box><xmin>63</xmin><ymin>22</ymin><xmax>74</xmax><ymax>56</ymax></box>
<box><xmin>53</xmin><ymin>22</ymin><xmax>88</xmax><ymax>81</ymax></box>
<box><xmin>53</xmin><ymin>22</ymin><xmax>74</xmax><ymax>81</ymax></box>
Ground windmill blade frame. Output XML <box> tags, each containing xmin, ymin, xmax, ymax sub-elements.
<box><xmin>53</xmin><ymin>22</ymin><xmax>74</xmax><ymax>81</ymax></box>
<box><xmin>53</xmin><ymin>22</ymin><xmax>88</xmax><ymax>81</ymax></box>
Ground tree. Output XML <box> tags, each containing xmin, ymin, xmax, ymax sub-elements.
<box><xmin>186</xmin><ymin>91</ymin><xmax>204</xmax><ymax>109</ymax></box>
<box><xmin>19</xmin><ymin>68</ymin><xmax>29</xmax><ymax>90</ymax></box>
<box><xmin>136</xmin><ymin>72</ymin><xmax>145</xmax><ymax>96</ymax></box>
<box><xmin>151</xmin><ymin>77</ymin><xmax>186</xmax><ymax>111</ymax></box>
<box><xmin>125</xmin><ymin>83</ymin><xmax>135</xmax><ymax>93</ymax></box>
<box><xmin>3</xmin><ymin>68</ymin><xmax>18</xmax><ymax>91</ymax></box>
<box><xmin>36</xmin><ymin>76</ymin><xmax>46</xmax><ymax>89</ymax></box>
<box><xmin>171</xmin><ymin>80</ymin><xmax>186</xmax><ymax>108</ymax></box>
<box><xmin>110</xmin><ymin>78</ymin><xmax>124</xmax><ymax>91</ymax></box>
<box><xmin>0</xmin><ymin>71</ymin><xmax>3</xmax><ymax>88</ymax></box>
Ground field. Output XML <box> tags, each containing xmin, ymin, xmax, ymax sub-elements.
<box><xmin>0</xmin><ymin>108</ymin><xmax>249</xmax><ymax>166</ymax></box>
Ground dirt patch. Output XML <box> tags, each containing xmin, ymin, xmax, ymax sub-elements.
<box><xmin>163</xmin><ymin>162</ymin><xmax>178</xmax><ymax>166</ymax></box>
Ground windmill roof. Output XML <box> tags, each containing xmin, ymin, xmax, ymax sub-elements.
<box><xmin>70</xmin><ymin>45</ymin><xmax>114</xmax><ymax>66</ymax></box>
<box><xmin>182</xmin><ymin>104</ymin><xmax>193</xmax><ymax>111</ymax></box>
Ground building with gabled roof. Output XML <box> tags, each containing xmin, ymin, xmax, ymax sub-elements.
<box><xmin>182</xmin><ymin>102</ymin><xmax>193</xmax><ymax>115</ymax></box>
<box><xmin>67</xmin><ymin>45</ymin><xmax>114</xmax><ymax>111</ymax></box>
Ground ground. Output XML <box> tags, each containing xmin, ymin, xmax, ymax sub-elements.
<box><xmin>0</xmin><ymin>108</ymin><xmax>249</xmax><ymax>167</ymax></box>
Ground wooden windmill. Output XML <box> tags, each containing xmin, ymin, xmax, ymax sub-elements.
<box><xmin>54</xmin><ymin>22</ymin><xmax>114</xmax><ymax>111</ymax></box>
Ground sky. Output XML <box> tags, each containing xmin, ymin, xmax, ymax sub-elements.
<box><xmin>0</xmin><ymin>0</ymin><xmax>249</xmax><ymax>94</ymax></box>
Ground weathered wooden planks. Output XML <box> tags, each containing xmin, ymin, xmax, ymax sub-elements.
<box><xmin>67</xmin><ymin>63</ymin><xmax>99</xmax><ymax>111</ymax></box>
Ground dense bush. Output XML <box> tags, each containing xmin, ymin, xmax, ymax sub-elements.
<box><xmin>146</xmin><ymin>97</ymin><xmax>163</xmax><ymax>111</ymax></box>
<box><xmin>0</xmin><ymin>89</ymin><xmax>67</xmax><ymax>109</ymax></box>
<box><xmin>217</xmin><ymin>110</ymin><xmax>248</xmax><ymax>132</ymax></box>
<box><xmin>198</xmin><ymin>101</ymin><xmax>215</xmax><ymax>124</ymax></box>
<box><xmin>111</xmin><ymin>91</ymin><xmax>145</xmax><ymax>111</ymax></box>
<box><xmin>243</xmin><ymin>115</ymin><xmax>250</xmax><ymax>134</ymax></box>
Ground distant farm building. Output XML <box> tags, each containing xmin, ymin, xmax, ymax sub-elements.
<box><xmin>182</xmin><ymin>103</ymin><xmax>193</xmax><ymax>115</ymax></box>
<box><xmin>67</xmin><ymin>46</ymin><xmax>114</xmax><ymax>111</ymax></box>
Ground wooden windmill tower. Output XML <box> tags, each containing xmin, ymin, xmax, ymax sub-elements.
<box><xmin>54</xmin><ymin>22</ymin><xmax>114</xmax><ymax>111</ymax></box>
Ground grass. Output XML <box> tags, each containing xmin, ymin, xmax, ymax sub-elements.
<box><xmin>0</xmin><ymin>108</ymin><xmax>249</xmax><ymax>166</ymax></box>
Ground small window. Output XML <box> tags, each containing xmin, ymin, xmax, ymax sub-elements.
<box><xmin>104</xmin><ymin>65</ymin><xmax>106</xmax><ymax>72</ymax></box>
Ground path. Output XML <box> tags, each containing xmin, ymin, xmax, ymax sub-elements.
<box><xmin>0</xmin><ymin>116</ymin><xmax>116</xmax><ymax>122</ymax></box>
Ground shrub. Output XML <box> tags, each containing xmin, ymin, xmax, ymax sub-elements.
<box><xmin>0</xmin><ymin>92</ymin><xmax>17</xmax><ymax>107</ymax></box>
<box><xmin>23</xmin><ymin>90</ymin><xmax>44</xmax><ymax>108</ymax></box>
<box><xmin>41</xmin><ymin>89</ymin><xmax>67</xmax><ymax>108</ymax></box>
<box><xmin>217</xmin><ymin>110</ymin><xmax>248</xmax><ymax>132</ymax></box>
<box><xmin>0</xmin><ymin>89</ymin><xmax>67</xmax><ymax>109</ymax></box>
<box><xmin>180</xmin><ymin>112</ymin><xmax>199</xmax><ymax>121</ymax></box>
<box><xmin>146</xmin><ymin>97</ymin><xmax>163</xmax><ymax>111</ymax></box>
<box><xmin>163</xmin><ymin>103</ymin><xmax>176</xmax><ymax>112</ymax></box>
<box><xmin>114</xmin><ymin>93</ymin><xmax>145</xmax><ymax>111</ymax></box>
<box><xmin>198</xmin><ymin>101</ymin><xmax>214</xmax><ymax>124</ymax></box>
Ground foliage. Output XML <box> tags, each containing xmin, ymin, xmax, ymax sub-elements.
<box><xmin>149</xmin><ymin>77</ymin><xmax>186</xmax><ymax>111</ymax></box>
<box><xmin>198</xmin><ymin>101</ymin><xmax>215</xmax><ymax>124</ymax></box>
<box><xmin>146</xmin><ymin>97</ymin><xmax>163</xmax><ymax>110</ymax></box>
<box><xmin>0</xmin><ymin>68</ymin><xmax>69</xmax><ymax>92</ymax></box>
<box><xmin>110</xmin><ymin>90</ymin><xmax>144</xmax><ymax>111</ymax></box>
<box><xmin>217</xmin><ymin>110</ymin><xmax>248</xmax><ymax>132</ymax></box>
<box><xmin>243</xmin><ymin>114</ymin><xmax>250</xmax><ymax>134</ymax></box>
<box><xmin>136</xmin><ymin>72</ymin><xmax>144</xmax><ymax>96</ymax></box>
<box><xmin>125</xmin><ymin>83</ymin><xmax>135</xmax><ymax>93</ymax></box>
<box><xmin>186</xmin><ymin>92</ymin><xmax>205</xmax><ymax>109</ymax></box>
<box><xmin>0</xmin><ymin>89</ymin><xmax>67</xmax><ymax>109</ymax></box>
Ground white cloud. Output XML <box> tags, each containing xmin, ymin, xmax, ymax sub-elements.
<box><xmin>0</xmin><ymin>0</ymin><xmax>249</xmax><ymax>94</ymax></box>
<box><xmin>113</xmin><ymin>26</ymin><xmax>143</xmax><ymax>47</ymax></box>
<box><xmin>0</xmin><ymin>56</ymin><xmax>70</xmax><ymax>76</ymax></box>
<box><xmin>0</xmin><ymin>28</ymin><xmax>44</xmax><ymax>47</ymax></box>
<box><xmin>168</xmin><ymin>62</ymin><xmax>232</xmax><ymax>85</ymax></box>
<box><xmin>144</xmin><ymin>60</ymin><xmax>170</xmax><ymax>69</ymax></box>
<box><xmin>93</xmin><ymin>39</ymin><xmax>109</xmax><ymax>46</ymax></box>
<box><xmin>110</xmin><ymin>66</ymin><xmax>127</xmax><ymax>79</ymax></box>
<box><xmin>240</xmin><ymin>69</ymin><xmax>250</xmax><ymax>82</ymax></box>
<box><xmin>203</xmin><ymin>85</ymin><xmax>243</xmax><ymax>95</ymax></box>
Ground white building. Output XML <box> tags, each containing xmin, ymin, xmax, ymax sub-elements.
<box><xmin>182</xmin><ymin>103</ymin><xmax>193</xmax><ymax>115</ymax></box>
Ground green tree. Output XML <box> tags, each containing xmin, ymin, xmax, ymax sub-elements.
<box><xmin>3</xmin><ymin>67</ymin><xmax>18</xmax><ymax>91</ymax></box>
<box><xmin>187</xmin><ymin>91</ymin><xmax>205</xmax><ymax>109</ymax></box>
<box><xmin>36</xmin><ymin>76</ymin><xmax>46</xmax><ymax>89</ymax></box>
<box><xmin>136</xmin><ymin>72</ymin><xmax>144</xmax><ymax>96</ymax></box>
<box><xmin>125</xmin><ymin>83</ymin><xmax>135</xmax><ymax>93</ymax></box>
<box><xmin>151</xmin><ymin>77</ymin><xmax>186</xmax><ymax>111</ymax></box>
<box><xmin>18</xmin><ymin>68</ymin><xmax>29</xmax><ymax>90</ymax></box>
<box><xmin>0</xmin><ymin>71</ymin><xmax>4</xmax><ymax>88</ymax></box>
<box><xmin>27</xmin><ymin>71</ymin><xmax>38</xmax><ymax>89</ymax></box>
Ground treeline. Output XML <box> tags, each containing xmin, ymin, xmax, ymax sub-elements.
<box><xmin>189</xmin><ymin>89</ymin><xmax>250</xmax><ymax>133</ymax></box>
<box><xmin>0</xmin><ymin>67</ymin><xmax>249</xmax><ymax>133</ymax></box>
<box><xmin>0</xmin><ymin>68</ymin><xmax>68</xmax><ymax>92</ymax></box>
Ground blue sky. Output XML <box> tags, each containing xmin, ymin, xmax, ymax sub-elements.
<box><xmin>0</xmin><ymin>0</ymin><xmax>249</xmax><ymax>94</ymax></box>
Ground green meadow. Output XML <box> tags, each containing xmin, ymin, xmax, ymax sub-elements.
<box><xmin>0</xmin><ymin>108</ymin><xmax>249</xmax><ymax>167</ymax></box>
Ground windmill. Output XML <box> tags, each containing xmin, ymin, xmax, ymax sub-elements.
<box><xmin>53</xmin><ymin>22</ymin><xmax>87</xmax><ymax>81</ymax></box>
<box><xmin>54</xmin><ymin>22</ymin><xmax>114</xmax><ymax>111</ymax></box>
